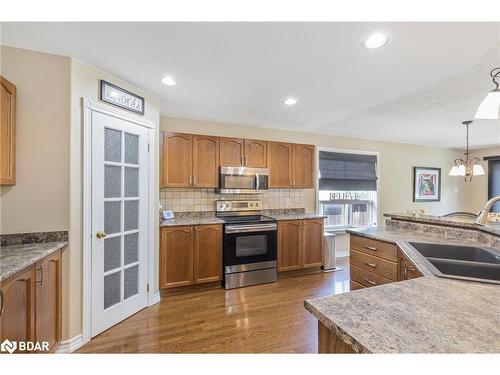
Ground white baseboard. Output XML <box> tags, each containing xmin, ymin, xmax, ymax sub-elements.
<box><xmin>56</xmin><ymin>334</ymin><xmax>83</xmax><ymax>353</ymax></box>
<box><xmin>150</xmin><ymin>291</ymin><xmax>161</xmax><ymax>306</ymax></box>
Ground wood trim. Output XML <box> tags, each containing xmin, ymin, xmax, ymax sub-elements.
<box><xmin>0</xmin><ymin>76</ymin><xmax>16</xmax><ymax>185</ymax></box>
<box><xmin>318</xmin><ymin>321</ymin><xmax>356</xmax><ymax>353</ymax></box>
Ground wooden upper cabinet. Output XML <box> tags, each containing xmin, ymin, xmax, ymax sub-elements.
<box><xmin>302</xmin><ymin>219</ymin><xmax>323</xmax><ymax>268</ymax></box>
<box><xmin>35</xmin><ymin>250</ymin><xmax>62</xmax><ymax>352</ymax></box>
<box><xmin>219</xmin><ymin>137</ymin><xmax>244</xmax><ymax>166</ymax></box>
<box><xmin>0</xmin><ymin>266</ymin><xmax>36</xmax><ymax>349</ymax></box>
<box><xmin>193</xmin><ymin>135</ymin><xmax>219</xmax><ymax>187</ymax></box>
<box><xmin>161</xmin><ymin>132</ymin><xmax>192</xmax><ymax>187</ymax></box>
<box><xmin>292</xmin><ymin>144</ymin><xmax>315</xmax><ymax>188</ymax></box>
<box><xmin>278</xmin><ymin>220</ymin><xmax>302</xmax><ymax>271</ymax></box>
<box><xmin>244</xmin><ymin>139</ymin><xmax>267</xmax><ymax>167</ymax></box>
<box><xmin>194</xmin><ymin>225</ymin><xmax>222</xmax><ymax>284</ymax></box>
<box><xmin>268</xmin><ymin>142</ymin><xmax>292</xmax><ymax>188</ymax></box>
<box><xmin>1</xmin><ymin>76</ymin><xmax>16</xmax><ymax>185</ymax></box>
<box><xmin>160</xmin><ymin>226</ymin><xmax>194</xmax><ymax>288</ymax></box>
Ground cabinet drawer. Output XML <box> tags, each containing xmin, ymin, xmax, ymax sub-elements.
<box><xmin>350</xmin><ymin>265</ymin><xmax>393</xmax><ymax>288</ymax></box>
<box><xmin>350</xmin><ymin>280</ymin><xmax>366</xmax><ymax>291</ymax></box>
<box><xmin>350</xmin><ymin>249</ymin><xmax>397</xmax><ymax>281</ymax></box>
<box><xmin>350</xmin><ymin>235</ymin><xmax>397</xmax><ymax>262</ymax></box>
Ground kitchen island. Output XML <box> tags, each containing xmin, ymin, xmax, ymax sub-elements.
<box><xmin>304</xmin><ymin>214</ymin><xmax>500</xmax><ymax>353</ymax></box>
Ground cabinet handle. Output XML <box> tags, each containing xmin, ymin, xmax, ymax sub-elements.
<box><xmin>365</xmin><ymin>278</ymin><xmax>377</xmax><ymax>286</ymax></box>
<box><xmin>404</xmin><ymin>265</ymin><xmax>415</xmax><ymax>280</ymax></box>
<box><xmin>0</xmin><ymin>288</ymin><xmax>4</xmax><ymax>317</ymax></box>
<box><xmin>365</xmin><ymin>246</ymin><xmax>377</xmax><ymax>252</ymax></box>
<box><xmin>189</xmin><ymin>176</ymin><xmax>192</xmax><ymax>185</ymax></box>
<box><xmin>245</xmin><ymin>156</ymin><xmax>248</xmax><ymax>165</ymax></box>
<box><xmin>193</xmin><ymin>176</ymin><xmax>197</xmax><ymax>186</ymax></box>
<box><xmin>240</xmin><ymin>156</ymin><xmax>244</xmax><ymax>165</ymax></box>
<box><xmin>36</xmin><ymin>266</ymin><xmax>44</xmax><ymax>286</ymax></box>
<box><xmin>364</xmin><ymin>261</ymin><xmax>376</xmax><ymax>268</ymax></box>
<box><xmin>293</xmin><ymin>178</ymin><xmax>296</xmax><ymax>187</ymax></box>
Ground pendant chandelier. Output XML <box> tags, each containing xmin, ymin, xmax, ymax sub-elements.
<box><xmin>449</xmin><ymin>120</ymin><xmax>485</xmax><ymax>181</ymax></box>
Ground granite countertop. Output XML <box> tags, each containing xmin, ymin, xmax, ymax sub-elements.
<box><xmin>0</xmin><ymin>241</ymin><xmax>68</xmax><ymax>282</ymax></box>
<box><xmin>385</xmin><ymin>212</ymin><xmax>500</xmax><ymax>237</ymax></box>
<box><xmin>263</xmin><ymin>210</ymin><xmax>326</xmax><ymax>221</ymax></box>
<box><xmin>304</xmin><ymin>225</ymin><xmax>500</xmax><ymax>353</ymax></box>
<box><xmin>160</xmin><ymin>215</ymin><xmax>224</xmax><ymax>227</ymax></box>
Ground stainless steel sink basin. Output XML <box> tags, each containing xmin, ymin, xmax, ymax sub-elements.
<box><xmin>406</xmin><ymin>242</ymin><xmax>500</xmax><ymax>285</ymax></box>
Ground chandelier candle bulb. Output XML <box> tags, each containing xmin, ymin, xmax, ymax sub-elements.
<box><xmin>449</xmin><ymin>121</ymin><xmax>484</xmax><ymax>182</ymax></box>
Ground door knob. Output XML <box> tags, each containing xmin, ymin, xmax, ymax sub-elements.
<box><xmin>96</xmin><ymin>231</ymin><xmax>107</xmax><ymax>239</ymax></box>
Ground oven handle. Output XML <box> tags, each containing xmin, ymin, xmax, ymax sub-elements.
<box><xmin>225</xmin><ymin>223</ymin><xmax>277</xmax><ymax>234</ymax></box>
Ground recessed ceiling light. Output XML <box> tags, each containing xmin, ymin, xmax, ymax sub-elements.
<box><xmin>283</xmin><ymin>98</ymin><xmax>298</xmax><ymax>106</ymax></box>
<box><xmin>362</xmin><ymin>33</ymin><xmax>389</xmax><ymax>49</ymax></box>
<box><xmin>161</xmin><ymin>76</ymin><xmax>177</xmax><ymax>86</ymax></box>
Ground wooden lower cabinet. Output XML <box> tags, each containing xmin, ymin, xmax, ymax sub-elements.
<box><xmin>160</xmin><ymin>224</ymin><xmax>222</xmax><ymax>289</ymax></box>
<box><xmin>278</xmin><ymin>218</ymin><xmax>324</xmax><ymax>272</ymax></box>
<box><xmin>349</xmin><ymin>234</ymin><xmax>422</xmax><ymax>291</ymax></box>
<box><xmin>0</xmin><ymin>248</ymin><xmax>62</xmax><ymax>353</ymax></box>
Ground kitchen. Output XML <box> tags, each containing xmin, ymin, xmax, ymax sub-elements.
<box><xmin>0</xmin><ymin>15</ymin><xmax>499</xmax><ymax>372</ymax></box>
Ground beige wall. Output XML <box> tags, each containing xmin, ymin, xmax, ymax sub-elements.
<box><xmin>67</xmin><ymin>59</ymin><xmax>160</xmax><ymax>340</ymax></box>
<box><xmin>465</xmin><ymin>146</ymin><xmax>500</xmax><ymax>213</ymax></box>
<box><xmin>0</xmin><ymin>46</ymin><xmax>71</xmax><ymax>234</ymax></box>
<box><xmin>161</xmin><ymin>117</ymin><xmax>469</xmax><ymax>222</ymax></box>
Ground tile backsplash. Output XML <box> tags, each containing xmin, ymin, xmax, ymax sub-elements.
<box><xmin>160</xmin><ymin>188</ymin><xmax>306</xmax><ymax>212</ymax></box>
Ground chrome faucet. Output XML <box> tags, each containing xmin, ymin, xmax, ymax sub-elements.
<box><xmin>475</xmin><ymin>196</ymin><xmax>500</xmax><ymax>225</ymax></box>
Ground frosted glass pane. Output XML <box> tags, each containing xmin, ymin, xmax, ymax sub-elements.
<box><xmin>105</xmin><ymin>201</ymin><xmax>121</xmax><ymax>234</ymax></box>
<box><xmin>124</xmin><ymin>265</ymin><xmax>138</xmax><ymax>300</ymax></box>
<box><xmin>124</xmin><ymin>200</ymin><xmax>139</xmax><ymax>231</ymax></box>
<box><xmin>124</xmin><ymin>167</ymin><xmax>139</xmax><ymax>197</ymax></box>
<box><xmin>104</xmin><ymin>271</ymin><xmax>121</xmax><ymax>309</ymax></box>
<box><xmin>105</xmin><ymin>165</ymin><xmax>121</xmax><ymax>198</ymax></box>
<box><xmin>104</xmin><ymin>236</ymin><xmax>121</xmax><ymax>272</ymax></box>
<box><xmin>124</xmin><ymin>232</ymin><xmax>138</xmax><ymax>265</ymax></box>
<box><xmin>125</xmin><ymin>133</ymin><xmax>139</xmax><ymax>164</ymax></box>
<box><xmin>105</xmin><ymin>128</ymin><xmax>122</xmax><ymax>162</ymax></box>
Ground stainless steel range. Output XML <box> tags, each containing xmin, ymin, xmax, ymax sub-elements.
<box><xmin>216</xmin><ymin>200</ymin><xmax>277</xmax><ymax>289</ymax></box>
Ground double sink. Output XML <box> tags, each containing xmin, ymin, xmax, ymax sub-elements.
<box><xmin>404</xmin><ymin>242</ymin><xmax>500</xmax><ymax>285</ymax></box>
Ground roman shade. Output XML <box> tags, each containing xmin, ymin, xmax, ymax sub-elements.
<box><xmin>319</xmin><ymin>151</ymin><xmax>378</xmax><ymax>191</ymax></box>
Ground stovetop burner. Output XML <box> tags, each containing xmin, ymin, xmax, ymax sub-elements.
<box><xmin>219</xmin><ymin>214</ymin><xmax>276</xmax><ymax>225</ymax></box>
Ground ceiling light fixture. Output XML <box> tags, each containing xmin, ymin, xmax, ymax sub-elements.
<box><xmin>449</xmin><ymin>120</ymin><xmax>485</xmax><ymax>181</ymax></box>
<box><xmin>161</xmin><ymin>76</ymin><xmax>177</xmax><ymax>86</ymax></box>
<box><xmin>362</xmin><ymin>33</ymin><xmax>389</xmax><ymax>49</ymax></box>
<box><xmin>283</xmin><ymin>98</ymin><xmax>298</xmax><ymax>106</ymax></box>
<box><xmin>475</xmin><ymin>67</ymin><xmax>500</xmax><ymax>119</ymax></box>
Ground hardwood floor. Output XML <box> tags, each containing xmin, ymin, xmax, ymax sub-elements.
<box><xmin>78</xmin><ymin>258</ymin><xmax>350</xmax><ymax>353</ymax></box>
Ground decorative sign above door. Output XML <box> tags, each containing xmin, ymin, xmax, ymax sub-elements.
<box><xmin>100</xmin><ymin>80</ymin><xmax>145</xmax><ymax>115</ymax></box>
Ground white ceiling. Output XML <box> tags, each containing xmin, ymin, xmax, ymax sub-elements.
<box><xmin>2</xmin><ymin>22</ymin><xmax>500</xmax><ymax>149</ymax></box>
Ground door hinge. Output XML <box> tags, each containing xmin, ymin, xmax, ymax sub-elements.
<box><xmin>148</xmin><ymin>143</ymin><xmax>150</xmax><ymax>152</ymax></box>
<box><xmin>147</xmin><ymin>283</ymin><xmax>150</xmax><ymax>292</ymax></box>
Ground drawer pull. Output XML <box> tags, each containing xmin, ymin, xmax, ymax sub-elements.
<box><xmin>0</xmin><ymin>288</ymin><xmax>4</xmax><ymax>317</ymax></box>
<box><xmin>36</xmin><ymin>266</ymin><xmax>44</xmax><ymax>286</ymax></box>
<box><xmin>364</xmin><ymin>261</ymin><xmax>377</xmax><ymax>268</ymax></box>
<box><xmin>404</xmin><ymin>265</ymin><xmax>416</xmax><ymax>280</ymax></box>
<box><xmin>365</xmin><ymin>279</ymin><xmax>377</xmax><ymax>286</ymax></box>
<box><xmin>365</xmin><ymin>246</ymin><xmax>377</xmax><ymax>251</ymax></box>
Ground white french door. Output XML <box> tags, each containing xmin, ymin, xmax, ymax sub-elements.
<box><xmin>91</xmin><ymin>110</ymin><xmax>149</xmax><ymax>337</ymax></box>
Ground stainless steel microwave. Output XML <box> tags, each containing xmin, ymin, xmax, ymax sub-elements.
<box><xmin>217</xmin><ymin>166</ymin><xmax>269</xmax><ymax>194</ymax></box>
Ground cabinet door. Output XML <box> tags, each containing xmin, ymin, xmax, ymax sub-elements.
<box><xmin>194</xmin><ymin>225</ymin><xmax>222</xmax><ymax>284</ymax></box>
<box><xmin>160</xmin><ymin>227</ymin><xmax>194</xmax><ymax>288</ymax></box>
<box><xmin>302</xmin><ymin>219</ymin><xmax>324</xmax><ymax>268</ymax></box>
<box><xmin>398</xmin><ymin>249</ymin><xmax>423</xmax><ymax>281</ymax></box>
<box><xmin>219</xmin><ymin>137</ymin><xmax>244</xmax><ymax>166</ymax></box>
<box><xmin>161</xmin><ymin>132</ymin><xmax>192</xmax><ymax>187</ymax></box>
<box><xmin>0</xmin><ymin>76</ymin><xmax>16</xmax><ymax>185</ymax></box>
<box><xmin>268</xmin><ymin>142</ymin><xmax>292</xmax><ymax>188</ymax></box>
<box><xmin>0</xmin><ymin>266</ymin><xmax>35</xmax><ymax>350</ymax></box>
<box><xmin>193</xmin><ymin>135</ymin><xmax>219</xmax><ymax>187</ymax></box>
<box><xmin>292</xmin><ymin>144</ymin><xmax>315</xmax><ymax>188</ymax></box>
<box><xmin>35</xmin><ymin>250</ymin><xmax>62</xmax><ymax>352</ymax></box>
<box><xmin>244</xmin><ymin>139</ymin><xmax>267</xmax><ymax>167</ymax></box>
<box><xmin>277</xmin><ymin>220</ymin><xmax>302</xmax><ymax>271</ymax></box>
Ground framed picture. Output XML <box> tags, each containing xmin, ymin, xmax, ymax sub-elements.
<box><xmin>413</xmin><ymin>167</ymin><xmax>441</xmax><ymax>202</ymax></box>
<box><xmin>100</xmin><ymin>80</ymin><xmax>145</xmax><ymax>115</ymax></box>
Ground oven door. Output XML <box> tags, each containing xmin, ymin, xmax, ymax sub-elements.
<box><xmin>223</xmin><ymin>223</ymin><xmax>277</xmax><ymax>270</ymax></box>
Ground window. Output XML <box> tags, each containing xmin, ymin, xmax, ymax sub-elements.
<box><xmin>318</xmin><ymin>150</ymin><xmax>378</xmax><ymax>230</ymax></box>
<box><xmin>487</xmin><ymin>156</ymin><xmax>500</xmax><ymax>213</ymax></box>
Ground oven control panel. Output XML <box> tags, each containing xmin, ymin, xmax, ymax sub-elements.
<box><xmin>216</xmin><ymin>200</ymin><xmax>262</xmax><ymax>212</ymax></box>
